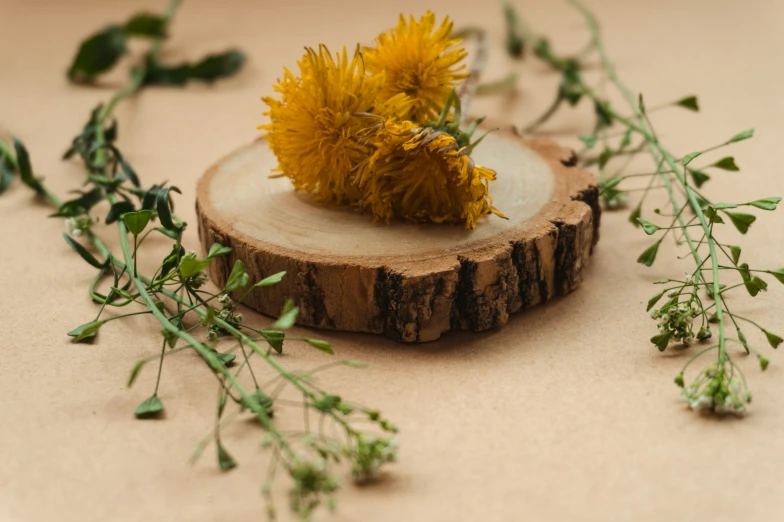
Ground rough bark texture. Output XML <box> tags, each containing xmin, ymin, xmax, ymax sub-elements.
<box><xmin>196</xmin><ymin>137</ymin><xmax>599</xmax><ymax>342</ymax></box>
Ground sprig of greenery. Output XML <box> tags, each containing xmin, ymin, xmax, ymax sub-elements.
<box><xmin>499</xmin><ymin>0</ymin><xmax>783</xmax><ymax>415</ymax></box>
<box><xmin>0</xmin><ymin>1</ymin><xmax>398</xmax><ymax>519</ymax></box>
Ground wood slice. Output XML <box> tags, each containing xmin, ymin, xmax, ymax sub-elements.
<box><xmin>196</xmin><ymin>131</ymin><xmax>600</xmax><ymax>342</ymax></box>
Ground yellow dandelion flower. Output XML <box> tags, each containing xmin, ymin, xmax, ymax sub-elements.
<box><xmin>364</xmin><ymin>12</ymin><xmax>468</xmax><ymax>123</ymax></box>
<box><xmin>356</xmin><ymin>118</ymin><xmax>505</xmax><ymax>230</ymax></box>
<box><xmin>260</xmin><ymin>45</ymin><xmax>410</xmax><ymax>204</ymax></box>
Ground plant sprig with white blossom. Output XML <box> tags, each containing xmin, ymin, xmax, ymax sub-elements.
<box><xmin>495</xmin><ymin>0</ymin><xmax>783</xmax><ymax>415</ymax></box>
<box><xmin>0</xmin><ymin>1</ymin><xmax>398</xmax><ymax>519</ymax></box>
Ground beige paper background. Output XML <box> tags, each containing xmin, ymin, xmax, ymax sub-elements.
<box><xmin>1</xmin><ymin>1</ymin><xmax>783</xmax><ymax>521</ymax></box>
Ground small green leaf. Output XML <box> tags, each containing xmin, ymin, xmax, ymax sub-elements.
<box><xmin>254</xmin><ymin>271</ymin><xmax>287</xmax><ymax>288</ymax></box>
<box><xmin>63</xmin><ymin>233</ymin><xmax>105</xmax><ymax>268</ymax></box>
<box><xmin>261</xmin><ymin>330</ymin><xmax>285</xmax><ymax>353</ymax></box>
<box><xmin>106</xmin><ymin>200</ymin><xmax>135</xmax><ymax>225</ymax></box>
<box><xmin>215</xmin><ymin>352</ymin><xmax>236</xmax><ymax>365</ymax></box>
<box><xmin>208</xmin><ymin>243</ymin><xmax>232</xmax><ymax>258</ymax></box>
<box><xmin>51</xmin><ymin>187</ymin><xmax>105</xmax><ymax>218</ymax></box>
<box><xmin>726</xmin><ymin>212</ymin><xmax>756</xmax><ymax>234</ymax></box>
<box><xmin>628</xmin><ymin>204</ymin><xmax>641</xmax><ymax>225</ymax></box>
<box><xmin>748</xmin><ymin>197</ymin><xmax>781</xmax><ymax>211</ymax></box>
<box><xmin>313</xmin><ymin>394</ymin><xmax>341</xmax><ymax>413</ymax></box>
<box><xmin>738</xmin><ymin>263</ymin><xmax>752</xmax><ymax>282</ymax></box>
<box><xmin>593</xmin><ymin>100</ymin><xmax>612</xmax><ymax>126</ymax></box>
<box><xmin>127</xmin><ymin>359</ymin><xmax>146</xmax><ymax>387</ymax></box>
<box><xmin>689</xmin><ymin>169</ymin><xmax>710</xmax><ymax>188</ymax></box>
<box><xmin>217</xmin><ymin>443</ymin><xmax>237</xmax><ymax>471</ymax></box>
<box><xmin>646</xmin><ymin>291</ymin><xmax>665</xmax><ymax>312</ymax></box>
<box><xmin>764</xmin><ymin>331</ymin><xmax>783</xmax><ymax>349</ymax></box>
<box><xmin>68</xmin><ymin>26</ymin><xmax>128</xmax><ymax>83</ymax></box>
<box><xmin>134</xmin><ymin>395</ymin><xmax>163</xmax><ymax>419</ymax></box>
<box><xmin>727</xmin><ymin>128</ymin><xmax>754</xmax><ymax>144</ymax></box>
<box><xmin>155</xmin><ymin>186</ymin><xmax>182</xmax><ymax>231</ymax></box>
<box><xmin>13</xmin><ymin>137</ymin><xmax>41</xmax><ymax>193</ymax></box>
<box><xmin>307</xmin><ymin>339</ymin><xmax>334</xmax><ymax>354</ymax></box>
<box><xmin>674</xmin><ymin>95</ymin><xmax>699</xmax><ymax>112</ymax></box>
<box><xmin>116</xmin><ymin>153</ymin><xmax>140</xmax><ymax>187</ymax></box>
<box><xmin>703</xmin><ymin>206</ymin><xmax>724</xmax><ymax>224</ymax></box>
<box><xmin>123</xmin><ymin>210</ymin><xmax>153</xmax><ymax>236</ymax></box>
<box><xmin>273</xmin><ymin>300</ymin><xmax>299</xmax><ymax>330</ymax></box>
<box><xmin>651</xmin><ymin>332</ymin><xmax>671</xmax><ymax>352</ymax></box>
<box><xmin>712</xmin><ymin>157</ymin><xmax>739</xmax><ymax>171</ymax></box>
<box><xmin>161</xmin><ymin>328</ymin><xmax>178</xmax><ymax>349</ymax></box>
<box><xmin>178</xmin><ymin>256</ymin><xmax>210</xmax><ymax>279</ymax></box>
<box><xmin>159</xmin><ymin>244</ymin><xmax>184</xmax><ymax>279</ymax></box>
<box><xmin>682</xmin><ymin>151</ymin><xmax>701</xmax><ymax>166</ymax></box>
<box><xmin>141</xmin><ymin>184</ymin><xmax>163</xmax><ymax>211</ymax></box>
<box><xmin>124</xmin><ymin>13</ymin><xmax>167</xmax><ymax>38</ymax></box>
<box><xmin>619</xmin><ymin>129</ymin><xmax>632</xmax><ymax>150</ymax></box>
<box><xmin>578</xmin><ymin>134</ymin><xmax>596</xmax><ymax>148</ymax></box>
<box><xmin>225</xmin><ymin>260</ymin><xmax>250</xmax><ymax>292</ymax></box>
<box><xmin>759</xmin><ymin>355</ymin><xmax>769</xmax><ymax>371</ymax></box>
<box><xmin>504</xmin><ymin>22</ymin><xmax>524</xmax><ymax>58</ymax></box>
<box><xmin>0</xmin><ymin>155</ymin><xmax>14</xmax><ymax>195</ymax></box>
<box><xmin>142</xmin><ymin>50</ymin><xmax>246</xmax><ymax>86</ymax></box>
<box><xmin>728</xmin><ymin>245</ymin><xmax>741</xmax><ymax>264</ymax></box>
<box><xmin>67</xmin><ymin>320</ymin><xmax>105</xmax><ymax>342</ymax></box>
<box><xmin>674</xmin><ymin>373</ymin><xmax>685</xmax><ymax>387</ymax></box>
<box><xmin>744</xmin><ymin>276</ymin><xmax>768</xmax><ymax>297</ymax></box>
<box><xmin>637</xmin><ymin>241</ymin><xmax>661</xmax><ymax>267</ymax></box>
<box><xmin>253</xmin><ymin>389</ymin><xmax>275</xmax><ymax>414</ymax></box>
<box><xmin>769</xmin><ymin>268</ymin><xmax>784</xmax><ymax>284</ymax></box>
<box><xmin>711</xmin><ymin>203</ymin><xmax>738</xmax><ymax>210</ymax></box>
<box><xmin>636</xmin><ymin>218</ymin><xmax>660</xmax><ymax>235</ymax></box>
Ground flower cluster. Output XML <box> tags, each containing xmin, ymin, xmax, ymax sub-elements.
<box><xmin>650</xmin><ymin>301</ymin><xmax>698</xmax><ymax>345</ymax></box>
<box><xmin>287</xmin><ymin>456</ymin><xmax>340</xmax><ymax>519</ymax></box>
<box><xmin>677</xmin><ymin>363</ymin><xmax>751</xmax><ymax>416</ymax></box>
<box><xmin>260</xmin><ymin>12</ymin><xmax>503</xmax><ymax>229</ymax></box>
<box><xmin>206</xmin><ymin>293</ymin><xmax>244</xmax><ymax>339</ymax></box>
<box><xmin>343</xmin><ymin>435</ymin><xmax>398</xmax><ymax>483</ymax></box>
<box><xmin>64</xmin><ymin>215</ymin><xmax>97</xmax><ymax>237</ymax></box>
